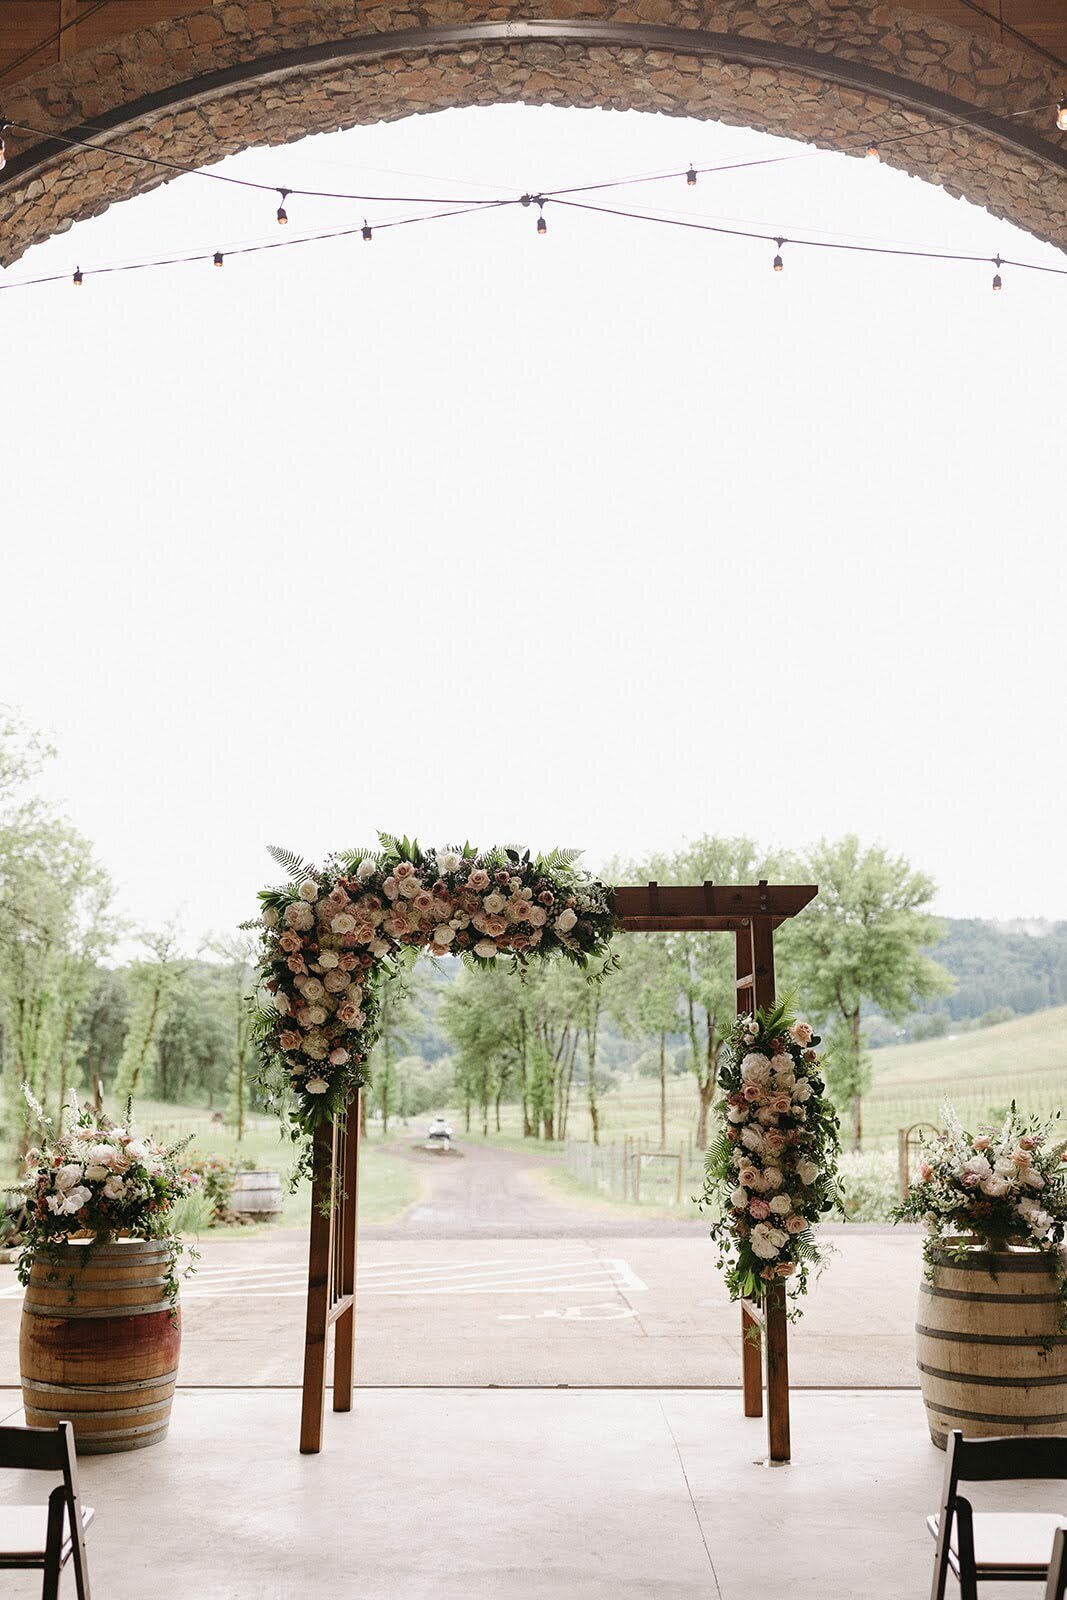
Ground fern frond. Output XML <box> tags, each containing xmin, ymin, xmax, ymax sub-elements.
<box><xmin>266</xmin><ymin>845</ymin><xmax>312</xmax><ymax>882</ymax></box>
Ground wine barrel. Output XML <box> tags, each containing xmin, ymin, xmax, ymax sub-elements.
<box><xmin>20</xmin><ymin>1238</ymin><xmax>181</xmax><ymax>1454</ymax></box>
<box><xmin>230</xmin><ymin>1169</ymin><xmax>282</xmax><ymax>1220</ymax></box>
<box><xmin>917</xmin><ymin>1245</ymin><xmax>1067</xmax><ymax>1449</ymax></box>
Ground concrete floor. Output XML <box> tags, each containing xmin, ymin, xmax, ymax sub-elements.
<box><xmin>0</xmin><ymin>1387</ymin><xmax>1053</xmax><ymax>1599</ymax></box>
<box><xmin>0</xmin><ymin>1229</ymin><xmax>926</xmax><ymax>1388</ymax></box>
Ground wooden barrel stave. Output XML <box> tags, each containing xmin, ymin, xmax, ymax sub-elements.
<box><xmin>917</xmin><ymin>1247</ymin><xmax>1067</xmax><ymax>1449</ymax></box>
<box><xmin>20</xmin><ymin>1239</ymin><xmax>181</xmax><ymax>1454</ymax></box>
<box><xmin>230</xmin><ymin>1170</ymin><xmax>282</xmax><ymax>1218</ymax></box>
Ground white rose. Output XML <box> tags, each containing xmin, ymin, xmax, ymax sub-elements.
<box><xmin>438</xmin><ymin>851</ymin><xmax>462</xmax><ymax>873</ymax></box>
<box><xmin>768</xmin><ymin>1194</ymin><xmax>792</xmax><ymax>1215</ymax></box>
<box><xmin>740</xmin><ymin>1126</ymin><xmax>764</xmax><ymax>1152</ymax></box>
<box><xmin>305</xmin><ymin>1076</ymin><xmax>329</xmax><ymax>1095</ymax></box>
<box><xmin>1021</xmin><ymin>1170</ymin><xmax>1046</xmax><ymax>1190</ymax></box>
<box><xmin>981</xmin><ymin>1174</ymin><xmax>1011</xmax><ymax>1198</ymax></box>
<box><xmin>331</xmin><ymin>914</ymin><xmax>356</xmax><ymax>935</ymax></box>
<box><xmin>84</xmin><ymin>1165</ymin><xmax>110</xmax><ymax>1182</ymax></box>
<box><xmin>125</xmin><ymin>1140</ymin><xmax>150</xmax><ymax>1164</ymax></box>
<box><xmin>749</xmin><ymin>1223</ymin><xmax>789</xmax><ymax>1260</ymax></box>
<box><xmin>762</xmin><ymin>1167</ymin><xmax>784</xmax><ymax>1191</ymax></box>
<box><xmin>555</xmin><ymin>908</ymin><xmax>578</xmax><ymax>934</ymax></box>
<box><xmin>740</xmin><ymin>1053</ymin><xmax>771</xmax><ymax>1087</ymax></box>
<box><xmin>483</xmin><ymin>893</ymin><xmax>507</xmax><ymax>915</ymax></box>
<box><xmin>87</xmin><ymin>1144</ymin><xmax>119</xmax><ymax>1168</ymax></box>
<box><xmin>275</xmin><ymin>993</ymin><xmax>290</xmax><ymax>1016</ymax></box>
<box><xmin>729</xmin><ymin>1187</ymin><xmax>748</xmax><ymax>1211</ymax></box>
<box><xmin>356</xmin><ymin>859</ymin><xmax>377</xmax><ymax>881</ymax></box>
<box><xmin>345</xmin><ymin>984</ymin><xmax>364</xmax><ymax>1003</ymax></box>
<box><xmin>284</xmin><ymin>902</ymin><xmax>314</xmax><ymax>932</ymax></box>
<box><xmin>433</xmin><ymin>924</ymin><xmax>456</xmax><ymax>945</ymax></box>
<box><xmin>318</xmin><ymin>951</ymin><xmax>339</xmax><ymax>970</ymax></box>
<box><xmin>963</xmin><ymin>1154</ymin><xmax>992</xmax><ymax>1181</ymax></box>
<box><xmin>324</xmin><ymin>970</ymin><xmax>349</xmax><ymax>993</ymax></box>
<box><xmin>527</xmin><ymin>906</ymin><xmax>547</xmax><ymax>927</ymax></box>
<box><xmin>298</xmin><ymin>879</ymin><xmax>319</xmax><ymax>902</ymax></box>
<box><xmin>726</xmin><ymin>1106</ymin><xmax>746</xmax><ymax>1124</ymax></box>
<box><xmin>102</xmin><ymin>1175</ymin><xmax>125</xmax><ymax>1200</ymax></box>
<box><xmin>263</xmin><ymin>906</ymin><xmax>280</xmax><ymax>928</ymax></box>
<box><xmin>791</xmin><ymin>1080</ymin><xmax>813</xmax><ymax>1103</ymax></box>
<box><xmin>474</xmin><ymin>939</ymin><xmax>498</xmax><ymax>959</ymax></box>
<box><xmin>54</xmin><ymin>1163</ymin><xmax>84</xmax><ymax>1191</ymax></box>
<box><xmin>305</xmin><ymin>1005</ymin><xmax>327</xmax><ymax>1026</ymax></box>
<box><xmin>399</xmin><ymin>877</ymin><xmax>421</xmax><ymax>900</ymax></box>
<box><xmin>796</xmin><ymin>1158</ymin><xmax>819</xmax><ymax>1186</ymax></box>
<box><xmin>301</xmin><ymin>978</ymin><xmax>325</xmax><ymax>1001</ymax></box>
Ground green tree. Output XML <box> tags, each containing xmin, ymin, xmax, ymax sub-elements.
<box><xmin>115</xmin><ymin>925</ymin><xmax>184</xmax><ymax>1099</ymax></box>
<box><xmin>781</xmin><ymin>835</ymin><xmax>953</xmax><ymax>1148</ymax></box>
<box><xmin>606</xmin><ymin>936</ymin><xmax>679</xmax><ymax>1147</ymax></box>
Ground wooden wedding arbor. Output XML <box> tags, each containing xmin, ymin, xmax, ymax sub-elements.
<box><xmin>299</xmin><ymin>879</ymin><xmax>817</xmax><ymax>1461</ymax></box>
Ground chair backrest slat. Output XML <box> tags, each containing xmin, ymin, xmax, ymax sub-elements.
<box><xmin>0</xmin><ymin>1424</ymin><xmax>66</xmax><ymax>1472</ymax></box>
<box><xmin>954</xmin><ymin>1434</ymin><xmax>1067</xmax><ymax>1483</ymax></box>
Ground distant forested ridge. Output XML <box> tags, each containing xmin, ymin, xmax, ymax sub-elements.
<box><xmin>920</xmin><ymin>919</ymin><xmax>1067</xmax><ymax>1021</ymax></box>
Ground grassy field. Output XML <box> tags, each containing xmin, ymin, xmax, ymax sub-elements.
<box><xmin>5</xmin><ymin>1097</ymin><xmax>425</xmax><ymax>1232</ymax></box>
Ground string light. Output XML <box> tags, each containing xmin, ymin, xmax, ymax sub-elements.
<box><xmin>213</xmin><ymin>250</ymin><xmax>223</xmax><ymax>267</ymax></box>
<box><xmin>361</xmin><ymin>220</ymin><xmax>372</xmax><ymax>242</ymax></box>
<box><xmin>866</xmin><ymin>141</ymin><xmax>880</xmax><ymax>160</ymax></box>
<box><xmin>537</xmin><ymin>202</ymin><xmax>547</xmax><ymax>236</ymax></box>
<box><xmin>277</xmin><ymin>189</ymin><xmax>289</xmax><ymax>226</ymax></box>
<box><xmin>0</xmin><ymin>132</ymin><xmax>6</xmax><ymax>173</ymax></box>
<box><xmin>992</xmin><ymin>254</ymin><xmax>1003</xmax><ymax>290</ymax></box>
<box><xmin>1058</xmin><ymin>98</ymin><xmax>1067</xmax><ymax>132</ymax></box>
<box><xmin>686</xmin><ymin>165</ymin><xmax>697</xmax><ymax>186</ymax></box>
<box><xmin>773</xmin><ymin>238</ymin><xmax>784</xmax><ymax>272</ymax></box>
<box><xmin>72</xmin><ymin>266</ymin><xmax>82</xmax><ymax>286</ymax></box>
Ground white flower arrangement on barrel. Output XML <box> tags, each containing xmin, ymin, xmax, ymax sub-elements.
<box><xmin>251</xmin><ymin>836</ymin><xmax>617</xmax><ymax>1133</ymax></box>
<box><xmin>18</xmin><ymin>1093</ymin><xmax>193</xmax><ymax>1294</ymax></box>
<box><xmin>894</xmin><ymin>1103</ymin><xmax>1067</xmax><ymax>1286</ymax></box>
<box><xmin>704</xmin><ymin>1002</ymin><xmax>842</xmax><ymax>1305</ymax></box>
<box><xmin>893</xmin><ymin>1105</ymin><xmax>1067</xmax><ymax>1445</ymax></box>
<box><xmin>17</xmin><ymin>1094</ymin><xmax>195</xmax><ymax>1454</ymax></box>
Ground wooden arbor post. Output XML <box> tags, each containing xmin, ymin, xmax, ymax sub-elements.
<box><xmin>298</xmin><ymin>882</ymin><xmax>816</xmax><ymax>1455</ymax></box>
<box><xmin>300</xmin><ymin>1091</ymin><xmax>361</xmax><ymax>1454</ymax></box>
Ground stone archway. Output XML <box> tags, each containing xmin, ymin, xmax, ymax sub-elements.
<box><xmin>0</xmin><ymin>0</ymin><xmax>1065</xmax><ymax>267</ymax></box>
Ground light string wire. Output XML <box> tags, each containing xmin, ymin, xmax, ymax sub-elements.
<box><xmin>0</xmin><ymin>0</ymin><xmax>115</xmax><ymax>89</ymax></box>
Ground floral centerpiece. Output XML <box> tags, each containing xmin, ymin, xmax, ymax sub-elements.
<box><xmin>18</xmin><ymin>1092</ymin><xmax>193</xmax><ymax>1302</ymax></box>
<box><xmin>251</xmin><ymin>836</ymin><xmax>616</xmax><ymax>1134</ymax></box>
<box><xmin>703</xmin><ymin>1001</ymin><xmax>842</xmax><ymax>1307</ymax></box>
<box><xmin>894</xmin><ymin>1103</ymin><xmax>1067</xmax><ymax>1279</ymax></box>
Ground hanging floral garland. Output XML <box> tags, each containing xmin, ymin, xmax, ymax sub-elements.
<box><xmin>704</xmin><ymin>1001</ymin><xmax>843</xmax><ymax>1309</ymax></box>
<box><xmin>250</xmin><ymin>835</ymin><xmax>617</xmax><ymax>1134</ymax></box>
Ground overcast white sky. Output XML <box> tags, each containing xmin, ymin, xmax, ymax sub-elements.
<box><xmin>1</xmin><ymin>103</ymin><xmax>1064</xmax><ymax>946</ymax></box>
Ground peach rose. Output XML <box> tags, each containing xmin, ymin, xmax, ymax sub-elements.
<box><xmin>394</xmin><ymin>862</ymin><xmax>415</xmax><ymax>880</ymax></box>
<box><xmin>743</xmin><ymin>1085</ymin><xmax>762</xmax><ymax>1103</ymax></box>
<box><xmin>777</xmin><ymin>1262</ymin><xmax>797</xmax><ymax>1278</ymax></box>
<box><xmin>328</xmin><ymin>887</ymin><xmax>349</xmax><ymax>907</ymax></box>
<box><xmin>973</xmin><ymin>1136</ymin><xmax>991</xmax><ymax>1151</ymax></box>
<box><xmin>279</xmin><ymin>1031</ymin><xmax>302</xmax><ymax>1051</ymax></box>
<box><xmin>328</xmin><ymin>1048</ymin><xmax>349</xmax><ymax>1066</ymax></box>
<box><xmin>738</xmin><ymin>1165</ymin><xmax>762</xmax><ymax>1189</ymax></box>
<box><xmin>785</xmin><ymin>1214</ymin><xmax>807</xmax><ymax>1234</ymax></box>
<box><xmin>279</xmin><ymin>930</ymin><xmax>303</xmax><ymax>954</ymax></box>
<box><xmin>468</xmin><ymin>869</ymin><xmax>490</xmax><ymax>891</ymax></box>
<box><xmin>770</xmin><ymin>1092</ymin><xmax>792</xmax><ymax>1114</ymax></box>
<box><xmin>790</xmin><ymin>1022</ymin><xmax>813</xmax><ymax>1046</ymax></box>
<box><xmin>287</xmin><ymin>954</ymin><xmax>307</xmax><ymax>975</ymax></box>
<box><xmin>353</xmin><ymin>924</ymin><xmax>376</xmax><ymax>944</ymax></box>
<box><xmin>484</xmin><ymin>917</ymin><xmax>507</xmax><ymax>938</ymax></box>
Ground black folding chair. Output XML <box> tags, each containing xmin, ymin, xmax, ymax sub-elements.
<box><xmin>0</xmin><ymin>1420</ymin><xmax>93</xmax><ymax>1599</ymax></box>
<box><xmin>929</xmin><ymin>1431</ymin><xmax>1067</xmax><ymax>1600</ymax></box>
<box><xmin>1047</xmin><ymin>1528</ymin><xmax>1067</xmax><ymax>1600</ymax></box>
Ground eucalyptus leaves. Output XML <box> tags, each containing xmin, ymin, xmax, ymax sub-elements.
<box><xmin>251</xmin><ymin>835</ymin><xmax>616</xmax><ymax>1132</ymax></box>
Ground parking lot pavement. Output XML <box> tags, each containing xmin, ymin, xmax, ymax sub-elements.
<box><xmin>0</xmin><ymin>1227</ymin><xmax>923</xmax><ymax>1390</ymax></box>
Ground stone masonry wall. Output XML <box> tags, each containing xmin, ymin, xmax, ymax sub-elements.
<box><xmin>0</xmin><ymin>0</ymin><xmax>1064</xmax><ymax>265</ymax></box>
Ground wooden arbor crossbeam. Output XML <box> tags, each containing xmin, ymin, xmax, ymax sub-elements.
<box><xmin>299</xmin><ymin>880</ymin><xmax>818</xmax><ymax>1461</ymax></box>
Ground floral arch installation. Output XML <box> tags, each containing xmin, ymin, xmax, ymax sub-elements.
<box><xmin>250</xmin><ymin>840</ymin><xmax>817</xmax><ymax>1458</ymax></box>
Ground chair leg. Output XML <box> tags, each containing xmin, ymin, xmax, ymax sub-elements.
<box><xmin>69</xmin><ymin>1513</ymin><xmax>92</xmax><ymax>1600</ymax></box>
<box><xmin>956</xmin><ymin>1498</ymin><xmax>978</xmax><ymax>1600</ymax></box>
<box><xmin>42</xmin><ymin>1489</ymin><xmax>64</xmax><ymax>1600</ymax></box>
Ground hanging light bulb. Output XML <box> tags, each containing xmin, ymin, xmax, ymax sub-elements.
<box><xmin>992</xmin><ymin>255</ymin><xmax>1003</xmax><ymax>292</ymax></box>
<box><xmin>686</xmin><ymin>165</ymin><xmax>697</xmax><ymax>187</ymax></box>
<box><xmin>1058</xmin><ymin>98</ymin><xmax>1067</xmax><ymax>132</ymax></box>
<box><xmin>213</xmin><ymin>250</ymin><xmax>224</xmax><ymax>268</ymax></box>
<box><xmin>73</xmin><ymin>266</ymin><xmax>83</xmax><ymax>286</ymax></box>
<box><xmin>773</xmin><ymin>238</ymin><xmax>784</xmax><ymax>273</ymax></box>
<box><xmin>866</xmin><ymin>141</ymin><xmax>880</xmax><ymax>160</ymax></box>
<box><xmin>277</xmin><ymin>189</ymin><xmax>289</xmax><ymax>226</ymax></box>
<box><xmin>0</xmin><ymin>135</ymin><xmax>6</xmax><ymax>174</ymax></box>
<box><xmin>537</xmin><ymin>203</ymin><xmax>547</xmax><ymax>236</ymax></box>
<box><xmin>362</xmin><ymin>221</ymin><xmax>372</xmax><ymax>242</ymax></box>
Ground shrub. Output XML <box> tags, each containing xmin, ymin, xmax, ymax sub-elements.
<box><xmin>181</xmin><ymin>1156</ymin><xmax>235</xmax><ymax>1221</ymax></box>
<box><xmin>838</xmin><ymin>1148</ymin><xmax>899</xmax><ymax>1222</ymax></box>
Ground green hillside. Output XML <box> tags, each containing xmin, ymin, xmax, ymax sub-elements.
<box><xmin>860</xmin><ymin>1003</ymin><xmax>1067</xmax><ymax>1148</ymax></box>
